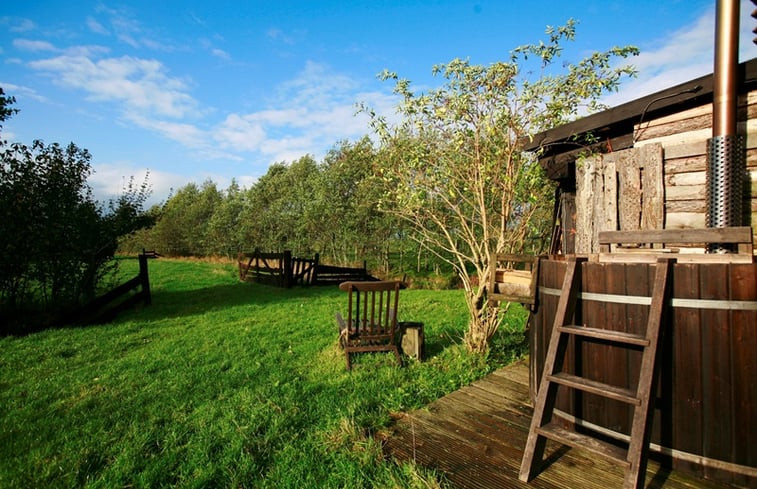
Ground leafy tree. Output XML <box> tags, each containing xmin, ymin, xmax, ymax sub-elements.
<box><xmin>206</xmin><ymin>179</ymin><xmax>246</xmax><ymax>257</ymax></box>
<box><xmin>0</xmin><ymin>140</ymin><xmax>133</xmax><ymax>315</ymax></box>
<box><xmin>239</xmin><ymin>156</ymin><xmax>320</xmax><ymax>255</ymax></box>
<box><xmin>106</xmin><ymin>173</ymin><xmax>155</xmax><ymax>239</ymax></box>
<box><xmin>312</xmin><ymin>138</ymin><xmax>395</xmax><ymax>267</ymax></box>
<box><xmin>238</xmin><ymin>163</ymin><xmax>283</xmax><ymax>253</ymax></box>
<box><xmin>365</xmin><ymin>21</ymin><xmax>638</xmax><ymax>352</ymax></box>
<box><xmin>0</xmin><ymin>88</ymin><xmax>152</xmax><ymax>328</ymax></box>
<box><xmin>146</xmin><ymin>180</ymin><xmax>222</xmax><ymax>256</ymax></box>
<box><xmin>0</xmin><ymin>87</ymin><xmax>19</xmax><ymax>129</ymax></box>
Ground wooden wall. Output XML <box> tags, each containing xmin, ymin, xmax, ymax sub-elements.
<box><xmin>531</xmin><ymin>258</ymin><xmax>757</xmax><ymax>487</ymax></box>
<box><xmin>634</xmin><ymin>90</ymin><xmax>757</xmax><ymax>234</ymax></box>
<box><xmin>575</xmin><ymin>144</ymin><xmax>664</xmax><ymax>253</ymax></box>
<box><xmin>570</xmin><ymin>90</ymin><xmax>757</xmax><ymax>254</ymax></box>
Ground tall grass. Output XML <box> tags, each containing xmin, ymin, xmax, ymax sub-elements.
<box><xmin>0</xmin><ymin>258</ymin><xmax>528</xmax><ymax>488</ymax></box>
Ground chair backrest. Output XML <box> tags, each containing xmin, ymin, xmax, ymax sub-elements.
<box><xmin>338</xmin><ymin>281</ymin><xmax>402</xmax><ymax>337</ymax></box>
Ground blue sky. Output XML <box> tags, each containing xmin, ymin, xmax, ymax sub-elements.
<box><xmin>2</xmin><ymin>1</ymin><xmax>756</xmax><ymax>206</ymax></box>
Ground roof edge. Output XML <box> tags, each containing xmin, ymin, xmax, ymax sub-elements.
<box><xmin>524</xmin><ymin>57</ymin><xmax>757</xmax><ymax>153</ymax></box>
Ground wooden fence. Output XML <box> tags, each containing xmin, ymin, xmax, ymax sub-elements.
<box><xmin>311</xmin><ymin>261</ymin><xmax>372</xmax><ymax>286</ymax></box>
<box><xmin>237</xmin><ymin>250</ymin><xmax>373</xmax><ymax>287</ymax></box>
<box><xmin>74</xmin><ymin>253</ymin><xmax>152</xmax><ymax>323</ymax></box>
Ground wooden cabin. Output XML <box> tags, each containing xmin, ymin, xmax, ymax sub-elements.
<box><xmin>521</xmin><ymin>58</ymin><xmax>757</xmax><ymax>487</ymax></box>
<box><xmin>530</xmin><ymin>58</ymin><xmax>757</xmax><ymax>254</ymax></box>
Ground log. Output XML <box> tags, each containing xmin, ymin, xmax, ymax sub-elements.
<box><xmin>665</xmin><ymin>212</ymin><xmax>706</xmax><ymax>229</ymax></box>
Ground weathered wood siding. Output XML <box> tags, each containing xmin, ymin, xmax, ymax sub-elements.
<box><xmin>531</xmin><ymin>258</ymin><xmax>757</xmax><ymax>486</ymax></box>
<box><xmin>571</xmin><ymin>90</ymin><xmax>757</xmax><ymax>254</ymax></box>
<box><xmin>634</xmin><ymin>90</ymin><xmax>757</xmax><ymax>236</ymax></box>
<box><xmin>575</xmin><ymin>144</ymin><xmax>664</xmax><ymax>253</ymax></box>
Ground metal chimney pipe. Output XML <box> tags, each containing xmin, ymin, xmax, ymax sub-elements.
<box><xmin>712</xmin><ymin>0</ymin><xmax>739</xmax><ymax>136</ymax></box>
<box><xmin>706</xmin><ymin>0</ymin><xmax>744</xmax><ymax>250</ymax></box>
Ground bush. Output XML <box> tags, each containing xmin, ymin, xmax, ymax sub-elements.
<box><xmin>0</xmin><ymin>91</ymin><xmax>151</xmax><ymax>331</ymax></box>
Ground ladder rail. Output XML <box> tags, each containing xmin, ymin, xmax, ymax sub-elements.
<box><xmin>519</xmin><ymin>256</ymin><xmax>583</xmax><ymax>482</ymax></box>
<box><xmin>519</xmin><ymin>257</ymin><xmax>674</xmax><ymax>489</ymax></box>
<box><xmin>624</xmin><ymin>257</ymin><xmax>673</xmax><ymax>489</ymax></box>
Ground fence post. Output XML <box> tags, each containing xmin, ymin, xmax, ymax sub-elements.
<box><xmin>138</xmin><ymin>253</ymin><xmax>152</xmax><ymax>306</ymax></box>
<box><xmin>312</xmin><ymin>253</ymin><xmax>320</xmax><ymax>285</ymax></box>
<box><xmin>254</xmin><ymin>249</ymin><xmax>260</xmax><ymax>282</ymax></box>
<box><xmin>283</xmin><ymin>250</ymin><xmax>293</xmax><ymax>288</ymax></box>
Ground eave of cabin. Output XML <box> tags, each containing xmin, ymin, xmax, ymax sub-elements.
<box><xmin>526</xmin><ymin>57</ymin><xmax>757</xmax><ymax>182</ymax></box>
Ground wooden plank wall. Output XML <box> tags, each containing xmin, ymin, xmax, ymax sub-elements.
<box><xmin>531</xmin><ymin>259</ymin><xmax>757</xmax><ymax>486</ymax></box>
<box><xmin>571</xmin><ymin>90</ymin><xmax>757</xmax><ymax>254</ymax></box>
<box><xmin>575</xmin><ymin>144</ymin><xmax>664</xmax><ymax>253</ymax></box>
<box><xmin>634</xmin><ymin>90</ymin><xmax>757</xmax><ymax>240</ymax></box>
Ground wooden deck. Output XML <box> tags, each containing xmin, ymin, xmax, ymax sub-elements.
<box><xmin>382</xmin><ymin>360</ymin><xmax>739</xmax><ymax>489</ymax></box>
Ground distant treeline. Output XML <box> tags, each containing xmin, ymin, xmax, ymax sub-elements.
<box><xmin>119</xmin><ymin>138</ymin><xmax>447</xmax><ymax>275</ymax></box>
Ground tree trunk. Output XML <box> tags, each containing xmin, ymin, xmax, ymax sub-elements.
<box><xmin>462</xmin><ymin>277</ymin><xmax>499</xmax><ymax>353</ymax></box>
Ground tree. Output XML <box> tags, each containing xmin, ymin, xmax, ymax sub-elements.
<box><xmin>0</xmin><ymin>87</ymin><xmax>19</xmax><ymax>129</ymax></box>
<box><xmin>365</xmin><ymin>21</ymin><xmax>638</xmax><ymax>353</ymax></box>
<box><xmin>312</xmin><ymin>138</ymin><xmax>395</xmax><ymax>267</ymax></box>
<box><xmin>239</xmin><ymin>156</ymin><xmax>320</xmax><ymax>255</ymax></box>
<box><xmin>146</xmin><ymin>180</ymin><xmax>222</xmax><ymax>256</ymax></box>
<box><xmin>0</xmin><ymin>88</ymin><xmax>152</xmax><ymax>328</ymax></box>
<box><xmin>206</xmin><ymin>179</ymin><xmax>246</xmax><ymax>257</ymax></box>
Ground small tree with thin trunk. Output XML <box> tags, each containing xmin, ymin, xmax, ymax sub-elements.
<box><xmin>364</xmin><ymin>20</ymin><xmax>638</xmax><ymax>353</ymax></box>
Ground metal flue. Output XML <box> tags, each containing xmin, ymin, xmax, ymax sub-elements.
<box><xmin>706</xmin><ymin>0</ymin><xmax>745</xmax><ymax>252</ymax></box>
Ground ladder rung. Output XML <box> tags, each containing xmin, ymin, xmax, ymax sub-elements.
<box><xmin>536</xmin><ymin>422</ymin><xmax>631</xmax><ymax>469</ymax></box>
<box><xmin>559</xmin><ymin>325</ymin><xmax>650</xmax><ymax>346</ymax></box>
<box><xmin>547</xmin><ymin>372</ymin><xmax>641</xmax><ymax>405</ymax></box>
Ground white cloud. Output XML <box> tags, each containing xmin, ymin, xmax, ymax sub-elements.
<box><xmin>89</xmin><ymin>163</ymin><xmax>187</xmax><ymax>207</ymax></box>
<box><xmin>1</xmin><ymin>17</ymin><xmax>36</xmax><ymax>33</ymax></box>
<box><xmin>29</xmin><ymin>54</ymin><xmax>198</xmax><ymax>119</ymax></box>
<box><xmin>12</xmin><ymin>38</ymin><xmax>57</xmax><ymax>52</ymax></box>
<box><xmin>206</xmin><ymin>61</ymin><xmax>399</xmax><ymax>166</ymax></box>
<box><xmin>91</xmin><ymin>4</ymin><xmax>174</xmax><ymax>52</ymax></box>
<box><xmin>236</xmin><ymin>175</ymin><xmax>258</xmax><ymax>189</ymax></box>
<box><xmin>0</xmin><ymin>81</ymin><xmax>48</xmax><ymax>103</ymax></box>
<box><xmin>266</xmin><ymin>28</ymin><xmax>296</xmax><ymax>45</ymax></box>
<box><xmin>602</xmin><ymin>1</ymin><xmax>757</xmax><ymax>108</ymax></box>
<box><xmin>211</xmin><ymin>48</ymin><xmax>231</xmax><ymax>61</ymax></box>
<box><xmin>126</xmin><ymin>113</ymin><xmax>207</xmax><ymax>147</ymax></box>
<box><xmin>215</xmin><ymin>114</ymin><xmax>267</xmax><ymax>151</ymax></box>
<box><xmin>86</xmin><ymin>16</ymin><xmax>109</xmax><ymax>35</ymax></box>
<box><xmin>64</xmin><ymin>45</ymin><xmax>111</xmax><ymax>57</ymax></box>
<box><xmin>20</xmin><ymin>40</ymin><xmax>396</xmax><ymax>175</ymax></box>
<box><xmin>125</xmin><ymin>113</ymin><xmax>243</xmax><ymax>162</ymax></box>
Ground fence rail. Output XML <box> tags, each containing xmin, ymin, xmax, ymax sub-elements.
<box><xmin>74</xmin><ymin>253</ymin><xmax>152</xmax><ymax>323</ymax></box>
<box><xmin>237</xmin><ymin>250</ymin><xmax>373</xmax><ymax>287</ymax></box>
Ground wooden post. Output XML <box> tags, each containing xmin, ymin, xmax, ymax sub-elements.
<box><xmin>254</xmin><ymin>249</ymin><xmax>260</xmax><ymax>282</ymax></box>
<box><xmin>311</xmin><ymin>253</ymin><xmax>319</xmax><ymax>285</ymax></box>
<box><xmin>561</xmin><ymin>192</ymin><xmax>576</xmax><ymax>254</ymax></box>
<box><xmin>138</xmin><ymin>253</ymin><xmax>151</xmax><ymax>306</ymax></box>
<box><xmin>283</xmin><ymin>250</ymin><xmax>293</xmax><ymax>288</ymax></box>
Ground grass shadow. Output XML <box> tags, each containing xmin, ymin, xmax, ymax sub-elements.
<box><xmin>124</xmin><ymin>281</ymin><xmax>343</xmax><ymax>325</ymax></box>
<box><xmin>2</xmin><ymin>282</ymin><xmax>342</xmax><ymax>336</ymax></box>
<box><xmin>422</xmin><ymin>333</ymin><xmax>460</xmax><ymax>358</ymax></box>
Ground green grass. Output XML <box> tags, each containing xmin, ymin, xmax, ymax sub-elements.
<box><xmin>0</xmin><ymin>258</ymin><xmax>528</xmax><ymax>488</ymax></box>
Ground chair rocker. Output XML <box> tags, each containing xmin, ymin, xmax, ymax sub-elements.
<box><xmin>335</xmin><ymin>280</ymin><xmax>403</xmax><ymax>370</ymax></box>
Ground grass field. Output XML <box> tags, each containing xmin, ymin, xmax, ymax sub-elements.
<box><xmin>0</xmin><ymin>258</ymin><xmax>528</xmax><ymax>488</ymax></box>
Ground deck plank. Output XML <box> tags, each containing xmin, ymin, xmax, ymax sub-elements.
<box><xmin>382</xmin><ymin>359</ymin><xmax>738</xmax><ymax>489</ymax></box>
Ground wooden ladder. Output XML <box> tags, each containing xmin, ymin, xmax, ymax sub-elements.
<box><xmin>519</xmin><ymin>256</ymin><xmax>674</xmax><ymax>489</ymax></box>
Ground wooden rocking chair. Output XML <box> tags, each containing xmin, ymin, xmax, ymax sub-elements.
<box><xmin>335</xmin><ymin>281</ymin><xmax>403</xmax><ymax>370</ymax></box>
